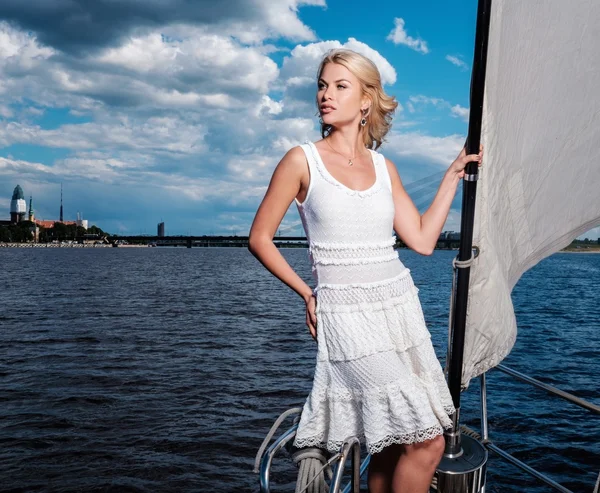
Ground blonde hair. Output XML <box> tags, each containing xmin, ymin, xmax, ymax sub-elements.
<box><xmin>316</xmin><ymin>49</ymin><xmax>398</xmax><ymax>150</ymax></box>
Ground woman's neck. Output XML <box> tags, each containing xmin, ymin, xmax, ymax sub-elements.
<box><xmin>326</xmin><ymin>128</ymin><xmax>366</xmax><ymax>157</ymax></box>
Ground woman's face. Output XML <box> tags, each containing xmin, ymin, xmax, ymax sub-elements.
<box><xmin>317</xmin><ymin>62</ymin><xmax>367</xmax><ymax>128</ymax></box>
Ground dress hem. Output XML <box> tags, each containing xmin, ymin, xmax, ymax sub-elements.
<box><xmin>293</xmin><ymin>412</ymin><xmax>454</xmax><ymax>455</ymax></box>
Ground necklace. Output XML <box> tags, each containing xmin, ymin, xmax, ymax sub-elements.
<box><xmin>325</xmin><ymin>137</ymin><xmax>356</xmax><ymax>166</ymax></box>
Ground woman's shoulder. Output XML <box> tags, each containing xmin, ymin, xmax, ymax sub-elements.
<box><xmin>273</xmin><ymin>144</ymin><xmax>311</xmax><ymax>179</ymax></box>
<box><xmin>282</xmin><ymin>144</ymin><xmax>309</xmax><ymax>163</ymax></box>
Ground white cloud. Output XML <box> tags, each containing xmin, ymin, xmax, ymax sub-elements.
<box><xmin>255</xmin><ymin>95</ymin><xmax>284</xmax><ymax>117</ymax></box>
<box><xmin>387</xmin><ymin>18</ymin><xmax>429</xmax><ymax>54</ymax></box>
<box><xmin>451</xmin><ymin>104</ymin><xmax>470</xmax><ymax>122</ymax></box>
<box><xmin>0</xmin><ymin>21</ymin><xmax>54</xmax><ymax>64</ymax></box>
<box><xmin>0</xmin><ymin>117</ymin><xmax>207</xmax><ymax>155</ymax></box>
<box><xmin>0</xmin><ymin>104</ymin><xmax>13</xmax><ymax>118</ymax></box>
<box><xmin>256</xmin><ymin>0</ymin><xmax>326</xmax><ymax>43</ymax></box>
<box><xmin>408</xmin><ymin>95</ymin><xmax>470</xmax><ymax>123</ymax></box>
<box><xmin>97</xmin><ymin>30</ymin><xmax>280</xmax><ymax>94</ymax></box>
<box><xmin>280</xmin><ymin>38</ymin><xmax>397</xmax><ymax>87</ymax></box>
<box><xmin>409</xmin><ymin>95</ymin><xmax>446</xmax><ymax>107</ymax></box>
<box><xmin>97</xmin><ymin>33</ymin><xmax>183</xmax><ymax>73</ymax></box>
<box><xmin>446</xmin><ymin>54</ymin><xmax>469</xmax><ymax>70</ymax></box>
<box><xmin>384</xmin><ymin>131</ymin><xmax>464</xmax><ymax>167</ymax></box>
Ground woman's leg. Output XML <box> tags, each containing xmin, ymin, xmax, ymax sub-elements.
<box><xmin>367</xmin><ymin>444</ymin><xmax>402</xmax><ymax>493</ymax></box>
<box><xmin>391</xmin><ymin>435</ymin><xmax>445</xmax><ymax>493</ymax></box>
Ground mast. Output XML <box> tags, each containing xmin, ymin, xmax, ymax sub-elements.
<box><xmin>445</xmin><ymin>0</ymin><xmax>492</xmax><ymax>450</ymax></box>
<box><xmin>437</xmin><ymin>0</ymin><xmax>492</xmax><ymax>491</ymax></box>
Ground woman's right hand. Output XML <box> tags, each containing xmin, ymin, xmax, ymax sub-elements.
<box><xmin>305</xmin><ymin>294</ymin><xmax>317</xmax><ymax>341</ymax></box>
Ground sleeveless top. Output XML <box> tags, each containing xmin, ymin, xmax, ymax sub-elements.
<box><xmin>295</xmin><ymin>140</ymin><xmax>406</xmax><ymax>288</ymax></box>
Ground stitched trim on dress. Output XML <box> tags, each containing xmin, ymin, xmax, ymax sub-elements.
<box><xmin>313</xmin><ymin>252</ymin><xmax>399</xmax><ymax>266</ymax></box>
<box><xmin>309</xmin><ymin>237</ymin><xmax>397</xmax><ymax>251</ymax></box>
<box><xmin>294</xmin><ymin>423</ymin><xmax>449</xmax><ymax>455</ymax></box>
<box><xmin>305</xmin><ymin>140</ymin><xmax>383</xmax><ymax>198</ymax></box>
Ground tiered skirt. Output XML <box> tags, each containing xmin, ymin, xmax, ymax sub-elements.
<box><xmin>293</xmin><ymin>267</ymin><xmax>455</xmax><ymax>455</ymax></box>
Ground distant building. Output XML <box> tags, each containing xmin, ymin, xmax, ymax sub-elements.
<box><xmin>10</xmin><ymin>185</ymin><xmax>26</xmax><ymax>223</ymax></box>
<box><xmin>76</xmin><ymin>212</ymin><xmax>88</xmax><ymax>230</ymax></box>
<box><xmin>442</xmin><ymin>231</ymin><xmax>461</xmax><ymax>241</ymax></box>
<box><xmin>157</xmin><ymin>222</ymin><xmax>165</xmax><ymax>237</ymax></box>
<box><xmin>28</xmin><ymin>196</ymin><xmax>34</xmax><ymax>222</ymax></box>
<box><xmin>2</xmin><ymin>184</ymin><xmax>92</xmax><ymax>242</ymax></box>
<box><xmin>34</xmin><ymin>219</ymin><xmax>77</xmax><ymax>229</ymax></box>
<box><xmin>60</xmin><ymin>183</ymin><xmax>63</xmax><ymax>222</ymax></box>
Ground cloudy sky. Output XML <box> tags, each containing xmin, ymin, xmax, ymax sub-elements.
<box><xmin>0</xmin><ymin>0</ymin><xmax>596</xmax><ymax>239</ymax></box>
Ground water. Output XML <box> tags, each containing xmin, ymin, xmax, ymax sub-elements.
<box><xmin>0</xmin><ymin>247</ymin><xmax>598</xmax><ymax>492</ymax></box>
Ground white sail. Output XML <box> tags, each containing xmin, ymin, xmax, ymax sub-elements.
<box><xmin>461</xmin><ymin>0</ymin><xmax>600</xmax><ymax>387</ymax></box>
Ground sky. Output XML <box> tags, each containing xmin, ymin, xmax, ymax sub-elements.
<box><xmin>0</xmin><ymin>0</ymin><xmax>597</xmax><ymax>240</ymax></box>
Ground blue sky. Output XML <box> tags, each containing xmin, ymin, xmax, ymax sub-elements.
<box><xmin>0</xmin><ymin>0</ymin><xmax>597</xmax><ymax>239</ymax></box>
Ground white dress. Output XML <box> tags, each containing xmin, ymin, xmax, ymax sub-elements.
<box><xmin>292</xmin><ymin>141</ymin><xmax>455</xmax><ymax>456</ymax></box>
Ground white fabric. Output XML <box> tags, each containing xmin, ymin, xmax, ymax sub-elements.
<box><xmin>462</xmin><ymin>0</ymin><xmax>600</xmax><ymax>387</ymax></box>
<box><xmin>293</xmin><ymin>141</ymin><xmax>455</xmax><ymax>455</ymax></box>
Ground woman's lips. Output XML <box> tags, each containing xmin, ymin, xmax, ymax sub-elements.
<box><xmin>321</xmin><ymin>107</ymin><xmax>335</xmax><ymax>114</ymax></box>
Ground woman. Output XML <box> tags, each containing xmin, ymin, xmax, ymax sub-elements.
<box><xmin>248</xmin><ymin>49</ymin><xmax>483</xmax><ymax>493</ymax></box>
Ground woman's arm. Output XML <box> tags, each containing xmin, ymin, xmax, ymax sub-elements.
<box><xmin>248</xmin><ymin>146</ymin><xmax>314</xmax><ymax>303</ymax></box>
<box><xmin>385</xmin><ymin>147</ymin><xmax>482</xmax><ymax>255</ymax></box>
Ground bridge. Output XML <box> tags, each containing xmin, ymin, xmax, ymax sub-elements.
<box><xmin>108</xmin><ymin>234</ymin><xmax>461</xmax><ymax>249</ymax></box>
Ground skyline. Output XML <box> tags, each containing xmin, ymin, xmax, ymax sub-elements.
<box><xmin>0</xmin><ymin>1</ymin><xmax>598</xmax><ymax>239</ymax></box>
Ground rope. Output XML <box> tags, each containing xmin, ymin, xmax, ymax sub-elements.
<box><xmin>452</xmin><ymin>252</ymin><xmax>475</xmax><ymax>269</ymax></box>
<box><xmin>460</xmin><ymin>424</ymin><xmax>491</xmax><ymax>445</ymax></box>
<box><xmin>294</xmin><ymin>451</ymin><xmax>342</xmax><ymax>493</ymax></box>
<box><xmin>253</xmin><ymin>406</ymin><xmax>342</xmax><ymax>493</ymax></box>
<box><xmin>253</xmin><ymin>407</ymin><xmax>302</xmax><ymax>473</ymax></box>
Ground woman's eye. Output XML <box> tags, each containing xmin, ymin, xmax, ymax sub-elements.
<box><xmin>337</xmin><ymin>85</ymin><xmax>346</xmax><ymax>89</ymax></box>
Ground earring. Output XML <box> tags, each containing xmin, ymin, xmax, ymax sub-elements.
<box><xmin>360</xmin><ymin>117</ymin><xmax>367</xmax><ymax>127</ymax></box>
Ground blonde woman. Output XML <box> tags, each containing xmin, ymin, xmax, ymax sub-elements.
<box><xmin>248</xmin><ymin>49</ymin><xmax>482</xmax><ymax>492</ymax></box>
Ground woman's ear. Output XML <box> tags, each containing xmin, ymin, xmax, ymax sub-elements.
<box><xmin>361</xmin><ymin>98</ymin><xmax>372</xmax><ymax>116</ymax></box>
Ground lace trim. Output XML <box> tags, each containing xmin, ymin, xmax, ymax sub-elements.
<box><xmin>294</xmin><ymin>422</ymin><xmax>452</xmax><ymax>455</ymax></box>
<box><xmin>310</xmin><ymin>237</ymin><xmax>397</xmax><ymax>251</ymax></box>
<box><xmin>305</xmin><ymin>140</ymin><xmax>383</xmax><ymax>198</ymax></box>
<box><xmin>313</xmin><ymin>252</ymin><xmax>399</xmax><ymax>266</ymax></box>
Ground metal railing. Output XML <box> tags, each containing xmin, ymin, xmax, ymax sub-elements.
<box><xmin>258</xmin><ymin>425</ymin><xmax>299</xmax><ymax>493</ymax></box>
<box><xmin>330</xmin><ymin>436</ymin><xmax>362</xmax><ymax>493</ymax></box>
<box><xmin>257</xmin><ymin>419</ymin><xmax>368</xmax><ymax>493</ymax></box>
<box><xmin>478</xmin><ymin>366</ymin><xmax>600</xmax><ymax>492</ymax></box>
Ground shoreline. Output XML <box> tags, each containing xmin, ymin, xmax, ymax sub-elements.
<box><xmin>556</xmin><ymin>249</ymin><xmax>600</xmax><ymax>254</ymax></box>
<box><xmin>0</xmin><ymin>243</ymin><xmax>113</xmax><ymax>248</ymax></box>
<box><xmin>2</xmin><ymin>242</ymin><xmax>599</xmax><ymax>253</ymax></box>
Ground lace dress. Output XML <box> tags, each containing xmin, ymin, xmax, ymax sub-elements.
<box><xmin>292</xmin><ymin>141</ymin><xmax>455</xmax><ymax>455</ymax></box>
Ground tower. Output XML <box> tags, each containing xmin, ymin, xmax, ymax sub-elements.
<box><xmin>28</xmin><ymin>196</ymin><xmax>34</xmax><ymax>222</ymax></box>
<box><xmin>10</xmin><ymin>185</ymin><xmax>27</xmax><ymax>223</ymax></box>
<box><xmin>60</xmin><ymin>183</ymin><xmax>63</xmax><ymax>222</ymax></box>
<box><xmin>76</xmin><ymin>211</ymin><xmax>88</xmax><ymax>230</ymax></box>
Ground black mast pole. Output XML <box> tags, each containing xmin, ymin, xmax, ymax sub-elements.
<box><xmin>445</xmin><ymin>0</ymin><xmax>492</xmax><ymax>455</ymax></box>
